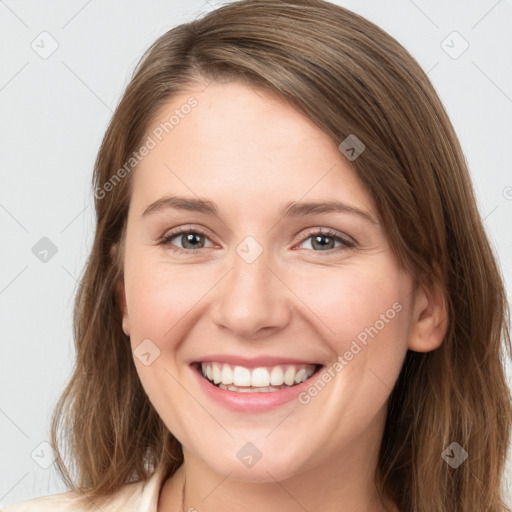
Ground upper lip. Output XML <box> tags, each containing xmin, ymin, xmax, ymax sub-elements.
<box><xmin>191</xmin><ymin>354</ymin><xmax>322</xmax><ymax>368</ymax></box>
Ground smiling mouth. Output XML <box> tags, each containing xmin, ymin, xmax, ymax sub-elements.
<box><xmin>192</xmin><ymin>361</ymin><xmax>323</xmax><ymax>393</ymax></box>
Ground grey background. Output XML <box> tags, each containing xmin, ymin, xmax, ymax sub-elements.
<box><xmin>1</xmin><ymin>0</ymin><xmax>511</xmax><ymax>507</ymax></box>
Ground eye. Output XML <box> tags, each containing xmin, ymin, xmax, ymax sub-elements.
<box><xmin>296</xmin><ymin>228</ymin><xmax>355</xmax><ymax>254</ymax></box>
<box><xmin>158</xmin><ymin>226</ymin><xmax>356</xmax><ymax>256</ymax></box>
<box><xmin>159</xmin><ymin>227</ymin><xmax>215</xmax><ymax>254</ymax></box>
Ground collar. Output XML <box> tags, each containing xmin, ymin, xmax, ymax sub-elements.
<box><xmin>135</xmin><ymin>466</ymin><xmax>168</xmax><ymax>512</ymax></box>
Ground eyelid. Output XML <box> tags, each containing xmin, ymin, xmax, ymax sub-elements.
<box><xmin>162</xmin><ymin>224</ymin><xmax>214</xmax><ymax>240</ymax></box>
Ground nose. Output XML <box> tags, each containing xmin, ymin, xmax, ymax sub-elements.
<box><xmin>210</xmin><ymin>247</ymin><xmax>293</xmax><ymax>339</ymax></box>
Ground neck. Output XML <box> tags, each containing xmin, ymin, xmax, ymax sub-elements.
<box><xmin>158</xmin><ymin>411</ymin><xmax>397</xmax><ymax>512</ymax></box>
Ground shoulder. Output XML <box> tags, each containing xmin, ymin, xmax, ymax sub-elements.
<box><xmin>1</xmin><ymin>489</ymin><xmax>88</xmax><ymax>512</ymax></box>
<box><xmin>1</xmin><ymin>469</ymin><xmax>165</xmax><ymax>512</ymax></box>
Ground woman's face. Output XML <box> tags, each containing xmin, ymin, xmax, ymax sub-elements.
<box><xmin>120</xmin><ymin>81</ymin><xmax>418</xmax><ymax>482</ymax></box>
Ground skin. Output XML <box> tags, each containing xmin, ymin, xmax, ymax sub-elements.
<box><xmin>117</xmin><ymin>81</ymin><xmax>448</xmax><ymax>512</ymax></box>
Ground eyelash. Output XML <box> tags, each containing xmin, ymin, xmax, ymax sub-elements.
<box><xmin>158</xmin><ymin>226</ymin><xmax>356</xmax><ymax>256</ymax></box>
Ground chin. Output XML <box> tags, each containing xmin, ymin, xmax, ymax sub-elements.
<box><xmin>198</xmin><ymin>447</ymin><xmax>310</xmax><ymax>483</ymax></box>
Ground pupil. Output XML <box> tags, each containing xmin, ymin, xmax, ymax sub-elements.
<box><xmin>183</xmin><ymin>233</ymin><xmax>203</xmax><ymax>249</ymax></box>
<box><xmin>312</xmin><ymin>235</ymin><xmax>333</xmax><ymax>250</ymax></box>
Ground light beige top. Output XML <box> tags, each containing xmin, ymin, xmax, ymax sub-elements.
<box><xmin>1</xmin><ymin>467</ymin><xmax>166</xmax><ymax>512</ymax></box>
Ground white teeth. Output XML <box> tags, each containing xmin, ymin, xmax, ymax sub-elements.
<box><xmin>200</xmin><ymin>361</ymin><xmax>317</xmax><ymax>391</ymax></box>
<box><xmin>270</xmin><ymin>366</ymin><xmax>284</xmax><ymax>385</ymax></box>
<box><xmin>218</xmin><ymin>383</ymin><xmax>288</xmax><ymax>392</ymax></box>
<box><xmin>251</xmin><ymin>367</ymin><xmax>270</xmax><ymax>387</ymax></box>
<box><xmin>212</xmin><ymin>362</ymin><xmax>222</xmax><ymax>384</ymax></box>
<box><xmin>283</xmin><ymin>366</ymin><xmax>296</xmax><ymax>386</ymax></box>
<box><xmin>294</xmin><ymin>368</ymin><xmax>306</xmax><ymax>383</ymax></box>
<box><xmin>221</xmin><ymin>364</ymin><xmax>233</xmax><ymax>385</ymax></box>
<box><xmin>233</xmin><ymin>366</ymin><xmax>252</xmax><ymax>386</ymax></box>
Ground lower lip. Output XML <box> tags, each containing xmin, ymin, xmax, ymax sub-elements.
<box><xmin>191</xmin><ymin>363</ymin><xmax>322</xmax><ymax>412</ymax></box>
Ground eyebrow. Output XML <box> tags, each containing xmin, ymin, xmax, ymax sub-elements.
<box><xmin>141</xmin><ymin>195</ymin><xmax>378</xmax><ymax>224</ymax></box>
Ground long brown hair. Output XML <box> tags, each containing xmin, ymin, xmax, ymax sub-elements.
<box><xmin>50</xmin><ymin>1</ymin><xmax>512</xmax><ymax>510</ymax></box>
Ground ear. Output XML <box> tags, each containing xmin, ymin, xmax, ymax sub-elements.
<box><xmin>118</xmin><ymin>279</ymin><xmax>130</xmax><ymax>337</ymax></box>
<box><xmin>110</xmin><ymin>243</ymin><xmax>130</xmax><ymax>337</ymax></box>
<box><xmin>408</xmin><ymin>278</ymin><xmax>448</xmax><ymax>352</ymax></box>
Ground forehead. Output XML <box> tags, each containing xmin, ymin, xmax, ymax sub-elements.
<box><xmin>130</xmin><ymin>81</ymin><xmax>374</xmax><ymax>216</ymax></box>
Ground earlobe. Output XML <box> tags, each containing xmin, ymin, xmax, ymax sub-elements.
<box><xmin>408</xmin><ymin>279</ymin><xmax>448</xmax><ymax>353</ymax></box>
<box><xmin>118</xmin><ymin>280</ymin><xmax>130</xmax><ymax>337</ymax></box>
<box><xmin>122</xmin><ymin>311</ymin><xmax>130</xmax><ymax>337</ymax></box>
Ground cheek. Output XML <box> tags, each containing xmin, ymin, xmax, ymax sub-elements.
<box><xmin>284</xmin><ymin>259</ymin><xmax>412</xmax><ymax>416</ymax></box>
<box><xmin>285</xmin><ymin>263</ymin><xmax>410</xmax><ymax>441</ymax></box>
<box><xmin>287</xmin><ymin>261</ymin><xmax>409</xmax><ymax>355</ymax></box>
<box><xmin>124</xmin><ymin>251</ymin><xmax>216</xmax><ymax>343</ymax></box>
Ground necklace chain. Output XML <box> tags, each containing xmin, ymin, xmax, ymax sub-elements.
<box><xmin>180</xmin><ymin>474</ymin><xmax>186</xmax><ymax>512</ymax></box>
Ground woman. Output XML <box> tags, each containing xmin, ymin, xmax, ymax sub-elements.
<box><xmin>4</xmin><ymin>0</ymin><xmax>511</xmax><ymax>511</ymax></box>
